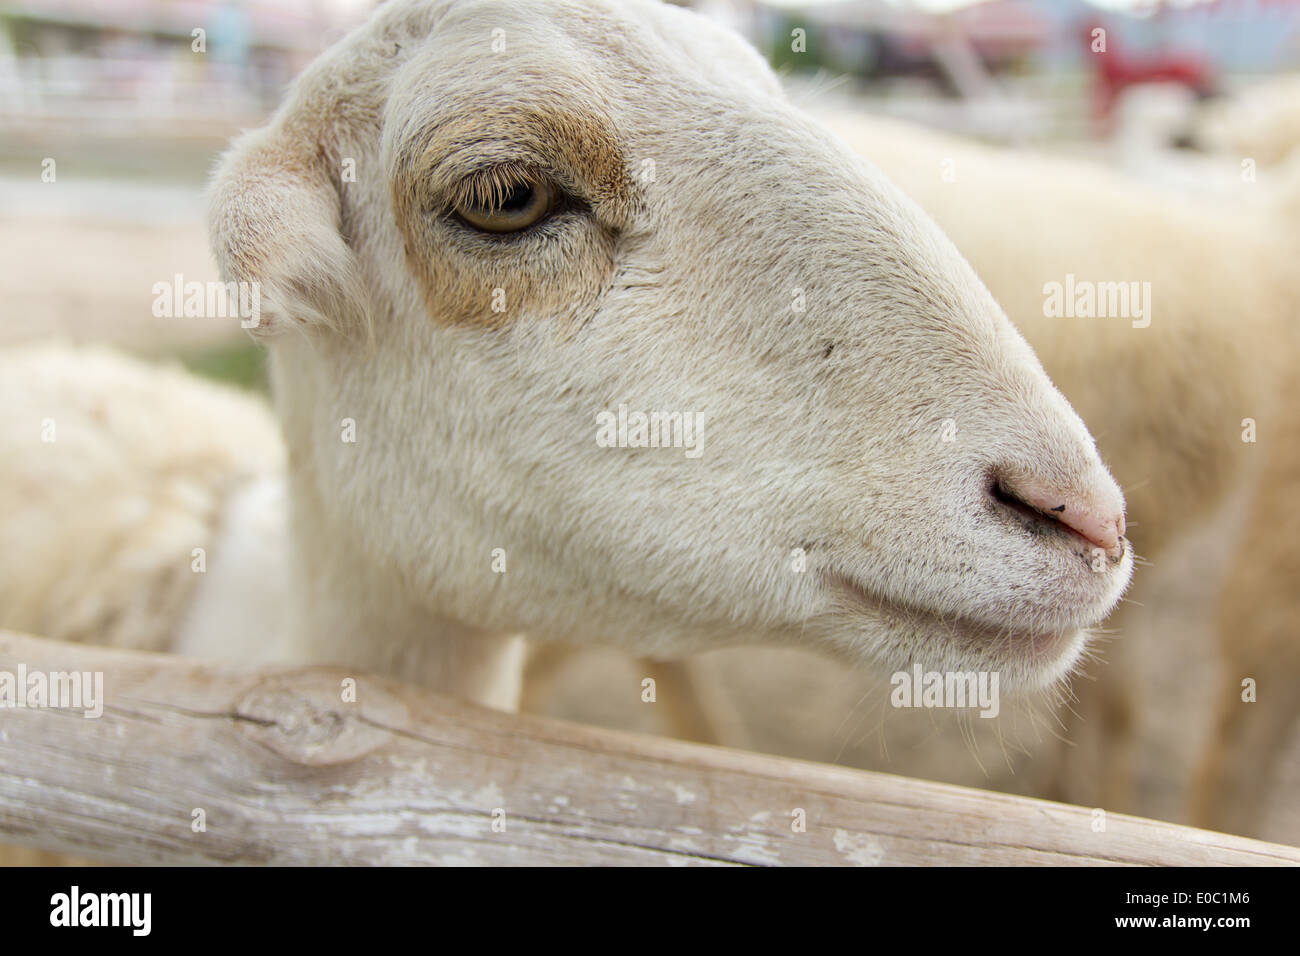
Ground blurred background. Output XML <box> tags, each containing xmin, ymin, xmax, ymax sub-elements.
<box><xmin>0</xmin><ymin>0</ymin><xmax>1294</xmax><ymax>360</ymax></box>
<box><xmin>2</xmin><ymin>0</ymin><xmax>1298</xmax><ymax>368</ymax></box>
<box><xmin>0</xmin><ymin>0</ymin><xmax>369</xmax><ymax>377</ymax></box>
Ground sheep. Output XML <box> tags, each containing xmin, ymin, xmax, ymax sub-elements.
<box><xmin>194</xmin><ymin>0</ymin><xmax>1131</xmax><ymax>705</ymax></box>
<box><xmin>1189</xmin><ymin>368</ymin><xmax>1300</xmax><ymax>838</ymax></box>
<box><xmin>8</xmin><ymin>0</ymin><xmax>1293</xmax><ymax>852</ymax></box>
<box><xmin>0</xmin><ymin>0</ymin><xmax>1189</xmax><ymax>861</ymax></box>
<box><xmin>1195</xmin><ymin>73</ymin><xmax>1300</xmax><ymax>169</ymax></box>
<box><xmin>806</xmin><ymin>105</ymin><xmax>1300</xmax><ymax>838</ymax></box>
<box><xmin>4</xmin><ymin>0</ymin><xmax>1128</xmax><ymax>737</ymax></box>
<box><xmin>3</xmin><ymin>0</ymin><xmax>1292</xmax><ymax>855</ymax></box>
<box><xmin>0</xmin><ymin>346</ymin><xmax>285</xmax><ymax>866</ymax></box>
<box><xmin>524</xmin><ymin>104</ymin><xmax>1300</xmax><ymax>839</ymax></box>
<box><xmin>0</xmin><ymin>345</ymin><xmax>283</xmax><ymax>654</ymax></box>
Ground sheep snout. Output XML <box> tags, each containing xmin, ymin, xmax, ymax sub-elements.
<box><xmin>990</xmin><ymin>472</ymin><xmax>1128</xmax><ymax>559</ymax></box>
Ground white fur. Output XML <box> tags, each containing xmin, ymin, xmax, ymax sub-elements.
<box><xmin>172</xmin><ymin>477</ymin><xmax>292</xmax><ymax>664</ymax></box>
<box><xmin>0</xmin><ymin>345</ymin><xmax>283</xmax><ymax>652</ymax></box>
<box><xmin>527</xmin><ymin>97</ymin><xmax>1300</xmax><ymax>836</ymax></box>
<box><xmin>1196</xmin><ymin>73</ymin><xmax>1300</xmax><ymax>168</ymax></box>
<box><xmin>200</xmin><ymin>0</ymin><xmax>1132</xmax><ymax>702</ymax></box>
<box><xmin>2</xmin><ymin>1</ymin><xmax>1131</xmax><ymax>711</ymax></box>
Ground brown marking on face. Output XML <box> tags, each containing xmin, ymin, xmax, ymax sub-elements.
<box><xmin>389</xmin><ymin>100</ymin><xmax>640</xmax><ymax>330</ymax></box>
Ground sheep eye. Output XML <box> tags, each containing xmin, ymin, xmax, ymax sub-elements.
<box><xmin>456</xmin><ymin>179</ymin><xmax>554</xmax><ymax>233</ymax></box>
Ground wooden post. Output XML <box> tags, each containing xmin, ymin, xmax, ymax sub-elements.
<box><xmin>0</xmin><ymin>630</ymin><xmax>1295</xmax><ymax>865</ymax></box>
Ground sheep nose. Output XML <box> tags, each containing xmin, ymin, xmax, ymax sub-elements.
<box><xmin>992</xmin><ymin>472</ymin><xmax>1127</xmax><ymax>558</ymax></box>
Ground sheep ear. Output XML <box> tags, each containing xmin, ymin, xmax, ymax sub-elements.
<box><xmin>207</xmin><ymin>129</ymin><xmax>369</xmax><ymax>338</ymax></box>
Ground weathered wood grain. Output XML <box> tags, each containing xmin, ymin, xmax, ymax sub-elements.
<box><xmin>0</xmin><ymin>630</ymin><xmax>1295</xmax><ymax>866</ymax></box>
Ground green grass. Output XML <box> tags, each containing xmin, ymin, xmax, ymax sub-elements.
<box><xmin>176</xmin><ymin>341</ymin><xmax>269</xmax><ymax>394</ymax></box>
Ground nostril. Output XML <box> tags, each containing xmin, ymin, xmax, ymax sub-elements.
<box><xmin>991</xmin><ymin>479</ymin><xmax>1056</xmax><ymax>527</ymax></box>
<box><xmin>991</xmin><ymin>478</ymin><xmax>1026</xmax><ymax>510</ymax></box>
<box><xmin>990</xmin><ymin>474</ymin><xmax>1125</xmax><ymax>557</ymax></box>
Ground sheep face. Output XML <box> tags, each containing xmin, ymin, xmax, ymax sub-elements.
<box><xmin>209</xmin><ymin>0</ymin><xmax>1132</xmax><ymax>691</ymax></box>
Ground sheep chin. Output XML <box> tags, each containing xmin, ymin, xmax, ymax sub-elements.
<box><xmin>824</xmin><ymin>572</ymin><xmax>1093</xmax><ymax>694</ymax></box>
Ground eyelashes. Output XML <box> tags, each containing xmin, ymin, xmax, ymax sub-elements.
<box><xmin>457</xmin><ymin>180</ymin><xmax>556</xmax><ymax>233</ymax></box>
<box><xmin>448</xmin><ymin>164</ymin><xmax>562</xmax><ymax>234</ymax></box>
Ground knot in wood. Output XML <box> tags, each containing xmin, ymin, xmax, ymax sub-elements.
<box><xmin>234</xmin><ymin>670</ymin><xmax>407</xmax><ymax>766</ymax></box>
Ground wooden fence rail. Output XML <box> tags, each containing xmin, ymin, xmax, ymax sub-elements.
<box><xmin>0</xmin><ymin>630</ymin><xmax>1296</xmax><ymax>866</ymax></box>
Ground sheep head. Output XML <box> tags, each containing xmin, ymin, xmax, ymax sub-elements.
<box><xmin>208</xmin><ymin>0</ymin><xmax>1131</xmax><ymax>693</ymax></box>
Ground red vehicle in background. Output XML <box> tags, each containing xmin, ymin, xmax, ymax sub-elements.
<box><xmin>1085</xmin><ymin>20</ymin><xmax>1216</xmax><ymax>131</ymax></box>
